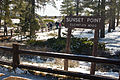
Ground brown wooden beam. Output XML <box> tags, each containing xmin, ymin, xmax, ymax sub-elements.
<box><xmin>64</xmin><ymin>28</ymin><xmax>72</xmax><ymax>71</ymax></box>
<box><xmin>0</xmin><ymin>46</ymin><xmax>12</xmax><ymax>51</ymax></box>
<box><xmin>1</xmin><ymin>46</ymin><xmax>120</xmax><ymax>66</ymax></box>
<box><xmin>0</xmin><ymin>60</ymin><xmax>12</xmax><ymax>66</ymax></box>
<box><xmin>18</xmin><ymin>50</ymin><xmax>120</xmax><ymax>65</ymax></box>
<box><xmin>18</xmin><ymin>64</ymin><xmax>117</xmax><ymax>80</ymax></box>
<box><xmin>13</xmin><ymin>44</ymin><xmax>20</xmax><ymax>69</ymax></box>
<box><xmin>90</xmin><ymin>28</ymin><xmax>99</xmax><ymax>75</ymax></box>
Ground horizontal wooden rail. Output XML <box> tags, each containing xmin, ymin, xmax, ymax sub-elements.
<box><xmin>0</xmin><ymin>35</ymin><xmax>11</xmax><ymax>37</ymax></box>
<box><xmin>19</xmin><ymin>49</ymin><xmax>120</xmax><ymax>65</ymax></box>
<box><xmin>0</xmin><ymin>60</ymin><xmax>117</xmax><ymax>80</ymax></box>
<box><xmin>0</xmin><ymin>45</ymin><xmax>119</xmax><ymax>80</ymax></box>
<box><xmin>18</xmin><ymin>64</ymin><xmax>117</xmax><ymax>80</ymax></box>
<box><xmin>0</xmin><ymin>46</ymin><xmax>12</xmax><ymax>51</ymax></box>
<box><xmin>0</xmin><ymin>60</ymin><xmax>12</xmax><ymax>66</ymax></box>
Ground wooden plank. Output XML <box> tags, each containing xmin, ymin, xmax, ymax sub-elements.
<box><xmin>0</xmin><ymin>60</ymin><xmax>12</xmax><ymax>66</ymax></box>
<box><xmin>13</xmin><ymin>44</ymin><xmax>20</xmax><ymax>69</ymax></box>
<box><xmin>18</xmin><ymin>64</ymin><xmax>117</xmax><ymax>80</ymax></box>
<box><xmin>18</xmin><ymin>50</ymin><xmax>120</xmax><ymax>65</ymax></box>
<box><xmin>0</xmin><ymin>45</ymin><xmax>119</xmax><ymax>80</ymax></box>
<box><xmin>0</xmin><ymin>46</ymin><xmax>120</xmax><ymax>66</ymax></box>
<box><xmin>64</xmin><ymin>28</ymin><xmax>72</xmax><ymax>71</ymax></box>
<box><xmin>0</xmin><ymin>46</ymin><xmax>12</xmax><ymax>51</ymax></box>
<box><xmin>90</xmin><ymin>28</ymin><xmax>99</xmax><ymax>75</ymax></box>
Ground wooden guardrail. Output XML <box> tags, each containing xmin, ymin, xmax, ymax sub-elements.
<box><xmin>0</xmin><ymin>44</ymin><xmax>119</xmax><ymax>80</ymax></box>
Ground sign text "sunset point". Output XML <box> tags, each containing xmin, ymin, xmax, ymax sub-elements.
<box><xmin>65</xmin><ymin>16</ymin><xmax>103</xmax><ymax>29</ymax></box>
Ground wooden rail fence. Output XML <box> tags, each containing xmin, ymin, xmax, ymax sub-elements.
<box><xmin>0</xmin><ymin>44</ymin><xmax>119</xmax><ymax>80</ymax></box>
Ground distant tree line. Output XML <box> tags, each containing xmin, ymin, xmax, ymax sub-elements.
<box><xmin>61</xmin><ymin>0</ymin><xmax>120</xmax><ymax>38</ymax></box>
<box><xmin>0</xmin><ymin>0</ymin><xmax>120</xmax><ymax>39</ymax></box>
<box><xmin>0</xmin><ymin>0</ymin><xmax>56</xmax><ymax>39</ymax></box>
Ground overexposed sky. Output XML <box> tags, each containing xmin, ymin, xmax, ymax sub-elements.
<box><xmin>36</xmin><ymin>0</ymin><xmax>63</xmax><ymax>16</ymax></box>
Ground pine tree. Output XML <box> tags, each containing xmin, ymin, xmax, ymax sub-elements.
<box><xmin>108</xmin><ymin>0</ymin><xmax>117</xmax><ymax>32</ymax></box>
<box><xmin>60</xmin><ymin>0</ymin><xmax>75</xmax><ymax>15</ymax></box>
<box><xmin>24</xmin><ymin>0</ymin><xmax>56</xmax><ymax>39</ymax></box>
<box><xmin>2</xmin><ymin>0</ymin><xmax>14</xmax><ymax>36</ymax></box>
<box><xmin>82</xmin><ymin>0</ymin><xmax>106</xmax><ymax>38</ymax></box>
<box><xmin>0</xmin><ymin>0</ymin><xmax>56</xmax><ymax>38</ymax></box>
<box><xmin>100</xmin><ymin>0</ymin><xmax>105</xmax><ymax>38</ymax></box>
<box><xmin>116</xmin><ymin>0</ymin><xmax>120</xmax><ymax>26</ymax></box>
<box><xmin>0</xmin><ymin>0</ymin><xmax>2</xmax><ymax>28</ymax></box>
<box><xmin>82</xmin><ymin>0</ymin><xmax>101</xmax><ymax>16</ymax></box>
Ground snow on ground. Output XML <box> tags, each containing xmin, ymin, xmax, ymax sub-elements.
<box><xmin>35</xmin><ymin>26</ymin><xmax>120</xmax><ymax>78</ymax></box>
<box><xmin>35</xmin><ymin>27</ymin><xmax>94</xmax><ymax>40</ymax></box>
<box><xmin>35</xmin><ymin>26</ymin><xmax>120</xmax><ymax>52</ymax></box>
<box><xmin>36</xmin><ymin>30</ymin><xmax>58</xmax><ymax>40</ymax></box>
<box><xmin>100</xmin><ymin>27</ymin><xmax>120</xmax><ymax>52</ymax></box>
<box><xmin>21</xmin><ymin>61</ymin><xmax>119</xmax><ymax>78</ymax></box>
<box><xmin>7</xmin><ymin>26</ymin><xmax>120</xmax><ymax>79</ymax></box>
<box><xmin>0</xmin><ymin>66</ymin><xmax>58</xmax><ymax>80</ymax></box>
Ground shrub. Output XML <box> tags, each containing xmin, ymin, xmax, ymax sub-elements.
<box><xmin>27</xmin><ymin>40</ymin><xmax>45</xmax><ymax>47</ymax></box>
<box><xmin>71</xmin><ymin>38</ymin><xmax>93</xmax><ymax>54</ymax></box>
<box><xmin>27</xmin><ymin>37</ymin><xmax>105</xmax><ymax>55</ymax></box>
<box><xmin>43</xmin><ymin>19</ymin><xmax>55</xmax><ymax>23</ymax></box>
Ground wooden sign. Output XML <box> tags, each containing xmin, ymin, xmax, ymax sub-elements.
<box><xmin>64</xmin><ymin>16</ymin><xmax>103</xmax><ymax>29</ymax></box>
<box><xmin>64</xmin><ymin>16</ymin><xmax>104</xmax><ymax>75</ymax></box>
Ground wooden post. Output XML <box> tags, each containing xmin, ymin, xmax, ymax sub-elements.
<box><xmin>64</xmin><ymin>28</ymin><xmax>72</xmax><ymax>71</ymax></box>
<box><xmin>11</xmin><ymin>29</ymin><xmax>13</xmax><ymax>37</ymax></box>
<box><xmin>13</xmin><ymin>44</ymin><xmax>20</xmax><ymax>70</ymax></box>
<box><xmin>90</xmin><ymin>28</ymin><xmax>99</xmax><ymax>75</ymax></box>
<box><xmin>58</xmin><ymin>27</ymin><xmax>61</xmax><ymax>38</ymax></box>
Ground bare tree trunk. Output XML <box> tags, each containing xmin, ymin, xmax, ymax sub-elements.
<box><xmin>100</xmin><ymin>0</ymin><xmax>105</xmax><ymax>38</ymax></box>
<box><xmin>108</xmin><ymin>19</ymin><xmax>112</xmax><ymax>32</ymax></box>
<box><xmin>116</xmin><ymin>9</ymin><xmax>120</xmax><ymax>27</ymax></box>
<box><xmin>0</xmin><ymin>18</ymin><xmax>1</xmax><ymax>29</ymax></box>
<box><xmin>112</xmin><ymin>11</ymin><xmax>116</xmax><ymax>30</ymax></box>
<box><xmin>111</xmin><ymin>0</ymin><xmax>116</xmax><ymax>30</ymax></box>
<box><xmin>58</xmin><ymin>26</ymin><xmax>61</xmax><ymax>38</ymax></box>
<box><xmin>4</xmin><ymin>22</ymin><xmax>7</xmax><ymax>36</ymax></box>
<box><xmin>108</xmin><ymin>1</ymin><xmax>112</xmax><ymax>32</ymax></box>
<box><xmin>0</xmin><ymin>0</ymin><xmax>1</xmax><ymax>29</ymax></box>
<box><xmin>97</xmin><ymin>0</ymin><xmax>101</xmax><ymax>38</ymax></box>
<box><xmin>29</xmin><ymin>0</ymin><xmax>35</xmax><ymax>39</ymax></box>
<box><xmin>4</xmin><ymin>0</ymin><xmax>9</xmax><ymax>36</ymax></box>
<box><xmin>76</xmin><ymin>0</ymin><xmax>79</xmax><ymax>16</ymax></box>
<box><xmin>116</xmin><ymin>0</ymin><xmax>120</xmax><ymax>27</ymax></box>
<box><xmin>112</xmin><ymin>17</ymin><xmax>115</xmax><ymax>30</ymax></box>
